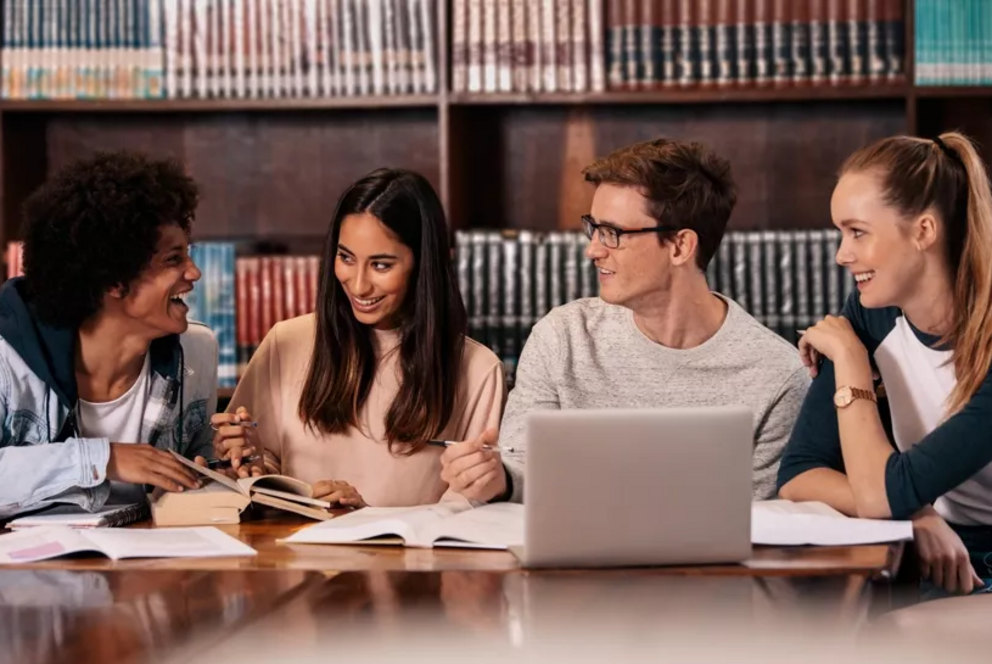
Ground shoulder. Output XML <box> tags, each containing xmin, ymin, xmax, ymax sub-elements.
<box><xmin>462</xmin><ymin>335</ymin><xmax>503</xmax><ymax>373</ymax></box>
<box><xmin>538</xmin><ymin>297</ymin><xmax>624</xmax><ymax>336</ymax></box>
<box><xmin>269</xmin><ymin>313</ymin><xmax>317</xmax><ymax>345</ymax></box>
<box><xmin>180</xmin><ymin>321</ymin><xmax>218</xmax><ymax>361</ymax></box>
<box><xmin>722</xmin><ymin>297</ymin><xmax>805</xmax><ymax>374</ymax></box>
<box><xmin>840</xmin><ymin>291</ymin><xmax>901</xmax><ymax>348</ymax></box>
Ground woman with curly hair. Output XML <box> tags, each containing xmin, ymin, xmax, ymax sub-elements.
<box><xmin>0</xmin><ymin>150</ymin><xmax>216</xmax><ymax>519</ymax></box>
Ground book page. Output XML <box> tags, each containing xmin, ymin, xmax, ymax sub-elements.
<box><xmin>752</xmin><ymin>499</ymin><xmax>847</xmax><ymax>518</ymax></box>
<box><xmin>0</xmin><ymin>526</ymin><xmax>103</xmax><ymax>563</ymax></box>
<box><xmin>751</xmin><ymin>503</ymin><xmax>913</xmax><ymax>546</ymax></box>
<box><xmin>426</xmin><ymin>503</ymin><xmax>524</xmax><ymax>550</ymax></box>
<box><xmin>169</xmin><ymin>450</ymin><xmax>246</xmax><ymax>496</ymax></box>
<box><xmin>84</xmin><ymin>527</ymin><xmax>257</xmax><ymax>560</ymax></box>
<box><xmin>282</xmin><ymin>504</ymin><xmax>472</xmax><ymax>547</ymax></box>
<box><xmin>238</xmin><ymin>474</ymin><xmax>315</xmax><ymax>498</ymax></box>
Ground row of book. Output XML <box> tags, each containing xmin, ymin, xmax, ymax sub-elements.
<box><xmin>914</xmin><ymin>0</ymin><xmax>992</xmax><ymax>86</ymax></box>
<box><xmin>1</xmin><ymin>0</ymin><xmax>165</xmax><ymax>99</ymax></box>
<box><xmin>451</xmin><ymin>0</ymin><xmax>606</xmax><ymax>94</ymax></box>
<box><xmin>605</xmin><ymin>0</ymin><xmax>906</xmax><ymax>90</ymax></box>
<box><xmin>0</xmin><ymin>0</ymin><xmax>439</xmax><ymax>100</ymax></box>
<box><xmin>5</xmin><ymin>228</ymin><xmax>851</xmax><ymax>388</ymax></box>
<box><xmin>454</xmin><ymin>229</ymin><xmax>853</xmax><ymax>384</ymax></box>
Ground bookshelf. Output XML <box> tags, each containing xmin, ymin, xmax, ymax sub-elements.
<box><xmin>0</xmin><ymin>0</ymin><xmax>987</xmax><ymax>395</ymax></box>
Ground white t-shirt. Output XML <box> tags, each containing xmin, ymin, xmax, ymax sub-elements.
<box><xmin>77</xmin><ymin>354</ymin><xmax>152</xmax><ymax>443</ymax></box>
<box><xmin>77</xmin><ymin>354</ymin><xmax>153</xmax><ymax>504</ymax></box>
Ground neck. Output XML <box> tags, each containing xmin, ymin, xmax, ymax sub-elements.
<box><xmin>901</xmin><ymin>260</ymin><xmax>956</xmax><ymax>337</ymax></box>
<box><xmin>75</xmin><ymin>314</ymin><xmax>152</xmax><ymax>402</ymax></box>
<box><xmin>631</xmin><ymin>273</ymin><xmax>727</xmax><ymax>349</ymax></box>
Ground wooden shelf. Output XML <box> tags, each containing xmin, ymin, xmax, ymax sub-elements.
<box><xmin>913</xmin><ymin>86</ymin><xmax>992</xmax><ymax>99</ymax></box>
<box><xmin>449</xmin><ymin>84</ymin><xmax>911</xmax><ymax>106</ymax></box>
<box><xmin>0</xmin><ymin>95</ymin><xmax>441</xmax><ymax>112</ymax></box>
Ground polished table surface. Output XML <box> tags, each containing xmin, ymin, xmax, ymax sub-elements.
<box><xmin>0</xmin><ymin>510</ymin><xmax>919</xmax><ymax>664</ymax></box>
<box><xmin>4</xmin><ymin>510</ymin><xmax>906</xmax><ymax>577</ymax></box>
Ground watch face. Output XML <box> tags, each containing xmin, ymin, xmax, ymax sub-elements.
<box><xmin>834</xmin><ymin>387</ymin><xmax>853</xmax><ymax>408</ymax></box>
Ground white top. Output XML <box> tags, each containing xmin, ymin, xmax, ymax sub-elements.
<box><xmin>77</xmin><ymin>354</ymin><xmax>152</xmax><ymax>444</ymax></box>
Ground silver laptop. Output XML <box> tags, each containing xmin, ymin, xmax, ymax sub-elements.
<box><xmin>512</xmin><ymin>407</ymin><xmax>753</xmax><ymax>568</ymax></box>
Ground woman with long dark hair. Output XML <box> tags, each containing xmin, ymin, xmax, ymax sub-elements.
<box><xmin>213</xmin><ymin>168</ymin><xmax>506</xmax><ymax>507</ymax></box>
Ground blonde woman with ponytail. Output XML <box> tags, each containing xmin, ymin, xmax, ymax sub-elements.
<box><xmin>777</xmin><ymin>132</ymin><xmax>992</xmax><ymax>597</ymax></box>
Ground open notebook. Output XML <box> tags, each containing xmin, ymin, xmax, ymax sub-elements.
<box><xmin>282</xmin><ymin>503</ymin><xmax>524</xmax><ymax>550</ymax></box>
<box><xmin>6</xmin><ymin>503</ymin><xmax>150</xmax><ymax>530</ymax></box>
<box><xmin>0</xmin><ymin>526</ymin><xmax>257</xmax><ymax>563</ymax></box>
<box><xmin>151</xmin><ymin>451</ymin><xmax>335</xmax><ymax>525</ymax></box>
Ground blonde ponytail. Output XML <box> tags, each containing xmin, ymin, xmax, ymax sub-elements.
<box><xmin>938</xmin><ymin>132</ymin><xmax>992</xmax><ymax>414</ymax></box>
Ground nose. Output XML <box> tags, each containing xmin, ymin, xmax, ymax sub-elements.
<box><xmin>351</xmin><ymin>265</ymin><xmax>374</xmax><ymax>296</ymax></box>
<box><xmin>584</xmin><ymin>233</ymin><xmax>608</xmax><ymax>260</ymax></box>
<box><xmin>186</xmin><ymin>255</ymin><xmax>202</xmax><ymax>282</ymax></box>
<box><xmin>835</xmin><ymin>239</ymin><xmax>854</xmax><ymax>266</ymax></box>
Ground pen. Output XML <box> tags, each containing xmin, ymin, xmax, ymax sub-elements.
<box><xmin>206</xmin><ymin>454</ymin><xmax>262</xmax><ymax>470</ymax></box>
<box><xmin>209</xmin><ymin>420</ymin><xmax>259</xmax><ymax>431</ymax></box>
<box><xmin>427</xmin><ymin>440</ymin><xmax>517</xmax><ymax>454</ymax></box>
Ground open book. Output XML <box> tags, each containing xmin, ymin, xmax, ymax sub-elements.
<box><xmin>151</xmin><ymin>451</ymin><xmax>335</xmax><ymax>526</ymax></box>
<box><xmin>751</xmin><ymin>499</ymin><xmax>914</xmax><ymax>546</ymax></box>
<box><xmin>0</xmin><ymin>525</ymin><xmax>257</xmax><ymax>563</ymax></box>
<box><xmin>282</xmin><ymin>502</ymin><xmax>524</xmax><ymax>550</ymax></box>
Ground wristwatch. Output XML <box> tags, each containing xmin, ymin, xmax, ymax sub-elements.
<box><xmin>833</xmin><ymin>385</ymin><xmax>877</xmax><ymax>408</ymax></box>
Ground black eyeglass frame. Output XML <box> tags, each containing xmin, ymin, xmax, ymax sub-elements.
<box><xmin>580</xmin><ymin>214</ymin><xmax>680</xmax><ymax>249</ymax></box>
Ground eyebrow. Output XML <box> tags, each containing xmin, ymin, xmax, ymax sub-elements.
<box><xmin>337</xmin><ymin>244</ymin><xmax>399</xmax><ymax>260</ymax></box>
<box><xmin>836</xmin><ymin>218</ymin><xmax>869</xmax><ymax>228</ymax></box>
<box><xmin>586</xmin><ymin>216</ymin><xmax>623</xmax><ymax>230</ymax></box>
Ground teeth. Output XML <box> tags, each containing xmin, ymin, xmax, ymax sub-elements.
<box><xmin>854</xmin><ymin>271</ymin><xmax>875</xmax><ymax>283</ymax></box>
<box><xmin>170</xmin><ymin>292</ymin><xmax>188</xmax><ymax>302</ymax></box>
<box><xmin>598</xmin><ymin>268</ymin><xmax>614</xmax><ymax>275</ymax></box>
<box><xmin>355</xmin><ymin>296</ymin><xmax>384</xmax><ymax>306</ymax></box>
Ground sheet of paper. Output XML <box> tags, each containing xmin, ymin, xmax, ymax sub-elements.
<box><xmin>0</xmin><ymin>527</ymin><xmax>98</xmax><ymax>563</ymax></box>
<box><xmin>751</xmin><ymin>499</ymin><xmax>847</xmax><ymax>518</ymax></box>
<box><xmin>751</xmin><ymin>502</ymin><xmax>913</xmax><ymax>546</ymax></box>
<box><xmin>85</xmin><ymin>527</ymin><xmax>258</xmax><ymax>559</ymax></box>
<box><xmin>282</xmin><ymin>503</ymin><xmax>471</xmax><ymax>545</ymax></box>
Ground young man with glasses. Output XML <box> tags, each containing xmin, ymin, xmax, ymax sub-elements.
<box><xmin>440</xmin><ymin>138</ymin><xmax>809</xmax><ymax>504</ymax></box>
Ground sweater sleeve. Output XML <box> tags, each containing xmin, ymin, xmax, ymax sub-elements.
<box><xmin>227</xmin><ymin>323</ymin><xmax>284</xmax><ymax>472</ymax></box>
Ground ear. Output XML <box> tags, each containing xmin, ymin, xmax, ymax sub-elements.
<box><xmin>106</xmin><ymin>283</ymin><xmax>128</xmax><ymax>300</ymax></box>
<box><xmin>912</xmin><ymin>212</ymin><xmax>940</xmax><ymax>251</ymax></box>
<box><xmin>668</xmin><ymin>229</ymin><xmax>699</xmax><ymax>268</ymax></box>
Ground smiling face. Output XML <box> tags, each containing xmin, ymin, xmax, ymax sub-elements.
<box><xmin>110</xmin><ymin>223</ymin><xmax>201</xmax><ymax>338</ymax></box>
<box><xmin>831</xmin><ymin>170</ymin><xmax>930</xmax><ymax>309</ymax></box>
<box><xmin>334</xmin><ymin>212</ymin><xmax>416</xmax><ymax>330</ymax></box>
<box><xmin>584</xmin><ymin>183</ymin><xmax>676</xmax><ymax>310</ymax></box>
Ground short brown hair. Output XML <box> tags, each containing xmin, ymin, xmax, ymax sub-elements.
<box><xmin>582</xmin><ymin>138</ymin><xmax>737</xmax><ymax>270</ymax></box>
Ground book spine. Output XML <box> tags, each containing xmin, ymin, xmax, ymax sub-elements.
<box><xmin>753</xmin><ymin>0</ymin><xmax>772</xmax><ymax>86</ymax></box>
<box><xmin>452</xmin><ymin>0</ymin><xmax>467</xmax><ymax>91</ymax></box>
<box><xmin>534</xmin><ymin>232</ymin><xmax>549</xmax><ymax>319</ymax></box>
<box><xmin>660</xmin><ymin>0</ymin><xmax>676</xmax><ymax>87</ymax></box>
<box><xmin>510</xmin><ymin>0</ymin><xmax>526</xmax><ymax>92</ymax></box>
<box><xmin>794</xmin><ymin>230</ymin><xmax>810</xmax><ymax>329</ymax></box>
<box><xmin>467</xmin><ymin>0</ymin><xmax>482</xmax><ymax>91</ymax></box>
<box><xmin>368</xmin><ymin>0</ymin><xmax>384</xmax><ymax>94</ymax></box>
<box><xmin>883</xmin><ymin>0</ymin><xmax>903</xmax><ymax>81</ymax></box>
<box><xmin>518</xmin><ymin>230</ymin><xmax>536</xmax><ymax>338</ymax></box>
<box><xmin>525</xmin><ymin>0</ymin><xmax>541</xmax><ymax>91</ymax></box>
<box><xmin>497</xmin><ymin>0</ymin><xmax>511</xmax><ymax>92</ymax></box>
<box><xmin>772</xmin><ymin>0</ymin><xmax>791</xmax><ymax>86</ymax></box>
<box><xmin>729</xmin><ymin>232</ymin><xmax>748</xmax><ymax>311</ymax></box>
<box><xmin>572</xmin><ymin>0</ymin><xmax>587</xmax><ymax>91</ymax></box>
<box><xmin>735</xmin><ymin>0</ymin><xmax>754</xmax><ymax>86</ymax></box>
<box><xmin>825</xmin><ymin>228</ymin><xmax>842</xmax><ymax>315</ymax></box>
<box><xmin>791</xmin><ymin>0</ymin><xmax>810</xmax><ymax>84</ymax></box>
<box><xmin>827</xmin><ymin>0</ymin><xmax>848</xmax><ymax>85</ymax></box>
<box><xmin>486</xmin><ymin>231</ymin><xmax>503</xmax><ymax>363</ymax></box>
<box><xmin>678</xmin><ymin>0</ymin><xmax>696</xmax><ymax>87</ymax></box>
<box><xmin>715</xmin><ymin>0</ymin><xmax>734</xmax><ymax>87</ymax></box>
<box><xmin>848</xmin><ymin>0</ymin><xmax>867</xmax><ymax>85</ymax></box>
<box><xmin>717</xmin><ymin>231</ymin><xmax>732</xmax><ymax>302</ymax></box>
<box><xmin>810</xmin><ymin>0</ymin><xmax>828</xmax><ymax>85</ymax></box>
<box><xmin>623</xmin><ymin>0</ymin><xmax>637</xmax><ymax>89</ymax></box>
<box><xmin>747</xmin><ymin>233</ymin><xmax>764</xmax><ymax>323</ymax></box>
<box><xmin>776</xmin><ymin>231</ymin><xmax>796</xmax><ymax>344</ymax></box>
<box><xmin>455</xmin><ymin>230</ymin><xmax>472</xmax><ymax>318</ymax></box>
<box><xmin>761</xmin><ymin>231</ymin><xmax>780</xmax><ymax>337</ymax></box>
<box><xmin>809</xmin><ymin>229</ymin><xmax>826</xmax><ymax>321</ymax></box>
<box><xmin>555</xmin><ymin>0</ymin><xmax>570</xmax><ymax>91</ymax></box>
<box><xmin>304</xmin><ymin>0</ymin><xmax>318</xmax><ymax>95</ymax></box>
<box><xmin>588</xmin><ymin>0</ymin><xmax>605</xmax><ymax>91</ymax></box>
<box><xmin>236</xmin><ymin>256</ymin><xmax>250</xmax><ymax>377</ymax></box>
<box><xmin>482</xmin><ymin>0</ymin><xmax>496</xmax><ymax>91</ymax></box>
<box><xmin>501</xmin><ymin>232</ymin><xmax>519</xmax><ymax>386</ymax></box>
<box><xmin>470</xmin><ymin>233</ymin><xmax>487</xmax><ymax>345</ymax></box>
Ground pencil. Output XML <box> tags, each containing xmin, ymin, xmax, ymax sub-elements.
<box><xmin>427</xmin><ymin>440</ymin><xmax>517</xmax><ymax>454</ymax></box>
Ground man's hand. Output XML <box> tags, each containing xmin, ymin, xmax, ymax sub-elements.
<box><xmin>106</xmin><ymin>444</ymin><xmax>201</xmax><ymax>492</ymax></box>
<box><xmin>439</xmin><ymin>428</ymin><xmax>507</xmax><ymax>503</ymax></box>
<box><xmin>914</xmin><ymin>507</ymin><xmax>983</xmax><ymax>594</ymax></box>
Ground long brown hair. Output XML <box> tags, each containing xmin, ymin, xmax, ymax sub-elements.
<box><xmin>840</xmin><ymin>132</ymin><xmax>992</xmax><ymax>415</ymax></box>
<box><xmin>298</xmin><ymin>168</ymin><xmax>467</xmax><ymax>454</ymax></box>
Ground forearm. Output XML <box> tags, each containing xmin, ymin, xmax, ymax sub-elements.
<box><xmin>778</xmin><ymin>467</ymin><xmax>859</xmax><ymax>516</ymax></box>
<box><xmin>0</xmin><ymin>439</ymin><xmax>112</xmax><ymax>518</ymax></box>
<box><xmin>833</xmin><ymin>350</ymin><xmax>894</xmax><ymax>518</ymax></box>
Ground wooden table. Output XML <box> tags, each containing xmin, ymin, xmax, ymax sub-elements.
<box><xmin>0</xmin><ymin>511</ymin><xmax>912</xmax><ymax>664</ymax></box>
<box><xmin>7</xmin><ymin>510</ymin><xmax>905</xmax><ymax>577</ymax></box>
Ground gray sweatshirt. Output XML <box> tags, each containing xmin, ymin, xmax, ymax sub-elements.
<box><xmin>499</xmin><ymin>295</ymin><xmax>809</xmax><ymax>502</ymax></box>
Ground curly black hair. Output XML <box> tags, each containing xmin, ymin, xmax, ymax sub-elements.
<box><xmin>22</xmin><ymin>150</ymin><xmax>199</xmax><ymax>328</ymax></box>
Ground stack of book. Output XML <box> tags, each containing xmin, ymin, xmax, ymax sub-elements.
<box><xmin>605</xmin><ymin>0</ymin><xmax>906</xmax><ymax>90</ymax></box>
<box><xmin>915</xmin><ymin>0</ymin><xmax>991</xmax><ymax>86</ymax></box>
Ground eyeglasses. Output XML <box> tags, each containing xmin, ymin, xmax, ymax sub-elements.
<box><xmin>581</xmin><ymin>215</ymin><xmax>679</xmax><ymax>249</ymax></box>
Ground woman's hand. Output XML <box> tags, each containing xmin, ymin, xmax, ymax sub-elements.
<box><xmin>913</xmin><ymin>507</ymin><xmax>983</xmax><ymax>595</ymax></box>
<box><xmin>312</xmin><ymin>480</ymin><xmax>366</xmax><ymax>508</ymax></box>
<box><xmin>798</xmin><ymin>315</ymin><xmax>868</xmax><ymax>378</ymax></box>
<box><xmin>210</xmin><ymin>406</ymin><xmax>265</xmax><ymax>478</ymax></box>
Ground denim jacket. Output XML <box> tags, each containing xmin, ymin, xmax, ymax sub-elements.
<box><xmin>0</xmin><ymin>278</ymin><xmax>218</xmax><ymax>519</ymax></box>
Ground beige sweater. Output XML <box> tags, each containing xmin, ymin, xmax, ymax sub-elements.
<box><xmin>228</xmin><ymin>315</ymin><xmax>506</xmax><ymax>507</ymax></box>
